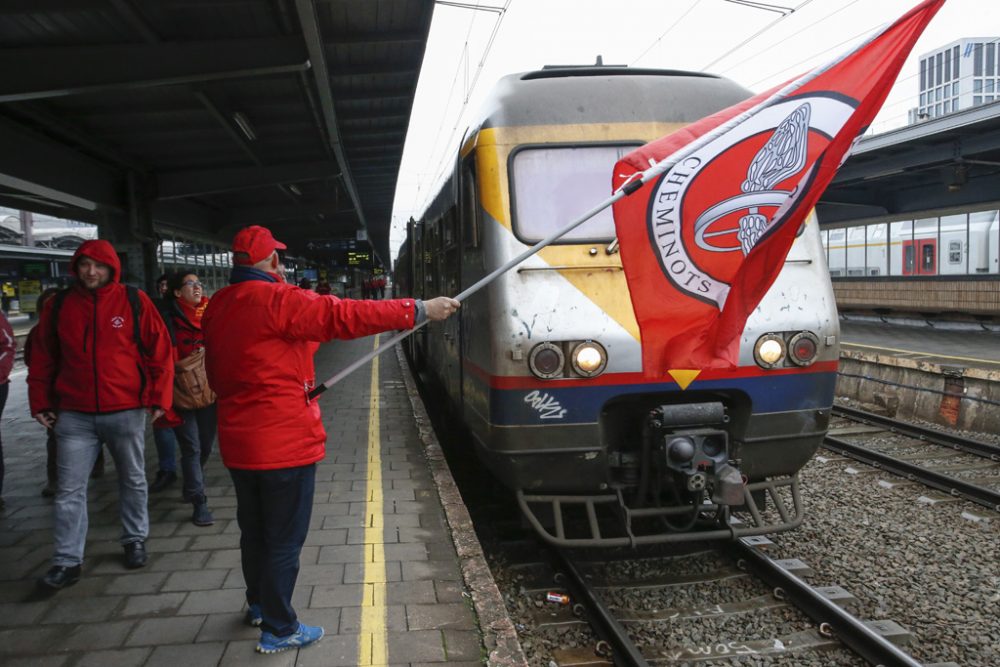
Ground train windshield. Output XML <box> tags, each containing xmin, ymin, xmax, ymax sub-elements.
<box><xmin>510</xmin><ymin>144</ymin><xmax>635</xmax><ymax>243</ymax></box>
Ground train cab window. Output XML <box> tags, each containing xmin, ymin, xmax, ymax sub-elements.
<box><xmin>509</xmin><ymin>144</ymin><xmax>634</xmax><ymax>243</ymax></box>
<box><xmin>461</xmin><ymin>163</ymin><xmax>480</xmax><ymax>249</ymax></box>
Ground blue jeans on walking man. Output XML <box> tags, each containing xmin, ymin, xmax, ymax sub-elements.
<box><xmin>228</xmin><ymin>463</ymin><xmax>316</xmax><ymax>637</ymax></box>
<box><xmin>175</xmin><ymin>404</ymin><xmax>217</xmax><ymax>502</ymax></box>
<box><xmin>51</xmin><ymin>409</ymin><xmax>148</xmax><ymax>566</ymax></box>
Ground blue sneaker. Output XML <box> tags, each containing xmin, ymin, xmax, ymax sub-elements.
<box><xmin>245</xmin><ymin>603</ymin><xmax>262</xmax><ymax>627</ymax></box>
<box><xmin>255</xmin><ymin>623</ymin><xmax>324</xmax><ymax>654</ymax></box>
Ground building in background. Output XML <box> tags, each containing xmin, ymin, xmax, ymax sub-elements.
<box><xmin>909</xmin><ymin>37</ymin><xmax>1000</xmax><ymax>123</ymax></box>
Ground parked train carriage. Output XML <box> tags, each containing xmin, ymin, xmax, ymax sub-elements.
<box><xmin>397</xmin><ymin>67</ymin><xmax>840</xmax><ymax>547</ymax></box>
<box><xmin>826</xmin><ymin>210</ymin><xmax>1000</xmax><ymax>277</ymax></box>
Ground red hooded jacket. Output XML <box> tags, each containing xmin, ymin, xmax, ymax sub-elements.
<box><xmin>27</xmin><ymin>240</ymin><xmax>174</xmax><ymax>415</ymax></box>
<box><xmin>203</xmin><ymin>269</ymin><xmax>416</xmax><ymax>470</ymax></box>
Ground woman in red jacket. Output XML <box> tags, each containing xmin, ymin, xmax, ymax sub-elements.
<box><xmin>164</xmin><ymin>270</ymin><xmax>216</xmax><ymax>527</ymax></box>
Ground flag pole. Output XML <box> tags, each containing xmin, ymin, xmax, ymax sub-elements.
<box><xmin>308</xmin><ymin>183</ymin><xmax>643</xmax><ymax>399</ymax></box>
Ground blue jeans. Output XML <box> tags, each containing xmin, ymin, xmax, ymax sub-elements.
<box><xmin>175</xmin><ymin>404</ymin><xmax>217</xmax><ymax>502</ymax></box>
<box><xmin>52</xmin><ymin>409</ymin><xmax>149</xmax><ymax>567</ymax></box>
<box><xmin>229</xmin><ymin>464</ymin><xmax>316</xmax><ymax>637</ymax></box>
<box><xmin>153</xmin><ymin>425</ymin><xmax>177</xmax><ymax>473</ymax></box>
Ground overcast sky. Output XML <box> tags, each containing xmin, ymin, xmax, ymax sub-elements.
<box><xmin>388</xmin><ymin>0</ymin><xmax>1000</xmax><ymax>259</ymax></box>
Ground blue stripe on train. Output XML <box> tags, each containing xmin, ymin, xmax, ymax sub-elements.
<box><xmin>484</xmin><ymin>372</ymin><xmax>838</xmax><ymax>426</ymax></box>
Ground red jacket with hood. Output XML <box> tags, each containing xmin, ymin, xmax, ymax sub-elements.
<box><xmin>203</xmin><ymin>267</ymin><xmax>416</xmax><ymax>470</ymax></box>
<box><xmin>27</xmin><ymin>240</ymin><xmax>174</xmax><ymax>415</ymax></box>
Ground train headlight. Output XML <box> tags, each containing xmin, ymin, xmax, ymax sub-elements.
<box><xmin>528</xmin><ymin>342</ymin><xmax>565</xmax><ymax>379</ymax></box>
<box><xmin>788</xmin><ymin>331</ymin><xmax>820</xmax><ymax>366</ymax></box>
<box><xmin>754</xmin><ymin>334</ymin><xmax>786</xmax><ymax>369</ymax></box>
<box><xmin>571</xmin><ymin>341</ymin><xmax>607</xmax><ymax>377</ymax></box>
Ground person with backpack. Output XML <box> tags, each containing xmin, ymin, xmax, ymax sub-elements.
<box><xmin>27</xmin><ymin>240</ymin><xmax>174</xmax><ymax>590</ymax></box>
<box><xmin>162</xmin><ymin>270</ymin><xmax>216</xmax><ymax>527</ymax></box>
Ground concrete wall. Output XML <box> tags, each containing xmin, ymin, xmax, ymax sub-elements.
<box><xmin>836</xmin><ymin>349</ymin><xmax>1000</xmax><ymax>434</ymax></box>
<box><xmin>832</xmin><ymin>278</ymin><xmax>1000</xmax><ymax>316</ymax></box>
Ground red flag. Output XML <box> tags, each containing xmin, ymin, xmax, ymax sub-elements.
<box><xmin>611</xmin><ymin>0</ymin><xmax>944</xmax><ymax>376</ymax></box>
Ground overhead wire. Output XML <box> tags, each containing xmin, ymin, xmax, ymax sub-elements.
<box><xmin>699</xmin><ymin>0</ymin><xmax>819</xmax><ymax>72</ymax></box>
<box><xmin>419</xmin><ymin>0</ymin><xmax>512</xmax><ymax>214</ymax></box>
<box><xmin>629</xmin><ymin>0</ymin><xmax>702</xmax><ymax>66</ymax></box>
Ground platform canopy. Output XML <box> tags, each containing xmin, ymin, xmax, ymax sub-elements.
<box><xmin>0</xmin><ymin>0</ymin><xmax>434</xmax><ymax>268</ymax></box>
<box><xmin>818</xmin><ymin>102</ymin><xmax>1000</xmax><ymax>225</ymax></box>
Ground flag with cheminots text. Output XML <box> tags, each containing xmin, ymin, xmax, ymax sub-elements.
<box><xmin>611</xmin><ymin>0</ymin><xmax>944</xmax><ymax>377</ymax></box>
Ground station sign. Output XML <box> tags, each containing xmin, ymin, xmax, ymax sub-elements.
<box><xmin>348</xmin><ymin>250</ymin><xmax>371</xmax><ymax>266</ymax></box>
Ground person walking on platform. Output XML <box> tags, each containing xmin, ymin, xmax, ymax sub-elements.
<box><xmin>149</xmin><ymin>273</ymin><xmax>180</xmax><ymax>493</ymax></box>
<box><xmin>28</xmin><ymin>240</ymin><xmax>174</xmax><ymax>590</ymax></box>
<box><xmin>203</xmin><ymin>225</ymin><xmax>459</xmax><ymax>655</ymax></box>
<box><xmin>162</xmin><ymin>270</ymin><xmax>216</xmax><ymax>527</ymax></box>
<box><xmin>0</xmin><ymin>310</ymin><xmax>15</xmax><ymax>512</ymax></box>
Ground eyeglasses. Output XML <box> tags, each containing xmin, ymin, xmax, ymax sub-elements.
<box><xmin>182</xmin><ymin>280</ymin><xmax>203</xmax><ymax>289</ymax></box>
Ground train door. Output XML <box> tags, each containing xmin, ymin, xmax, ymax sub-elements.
<box><xmin>902</xmin><ymin>238</ymin><xmax>938</xmax><ymax>275</ymax></box>
<box><xmin>441</xmin><ymin>209</ymin><xmax>462</xmax><ymax>403</ymax></box>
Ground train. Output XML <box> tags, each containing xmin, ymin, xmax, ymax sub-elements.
<box><xmin>825</xmin><ymin>211</ymin><xmax>1000</xmax><ymax>277</ymax></box>
<box><xmin>395</xmin><ymin>65</ymin><xmax>840</xmax><ymax>547</ymax></box>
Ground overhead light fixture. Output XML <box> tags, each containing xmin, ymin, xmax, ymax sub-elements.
<box><xmin>232</xmin><ymin>112</ymin><xmax>256</xmax><ymax>142</ymax></box>
<box><xmin>288</xmin><ymin>184</ymin><xmax>302</xmax><ymax>196</ymax></box>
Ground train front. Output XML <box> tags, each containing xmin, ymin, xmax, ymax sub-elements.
<box><xmin>461</xmin><ymin>68</ymin><xmax>840</xmax><ymax>547</ymax></box>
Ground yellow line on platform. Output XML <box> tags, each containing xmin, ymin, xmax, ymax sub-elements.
<box><xmin>841</xmin><ymin>341</ymin><xmax>1000</xmax><ymax>366</ymax></box>
<box><xmin>359</xmin><ymin>336</ymin><xmax>388</xmax><ymax>666</ymax></box>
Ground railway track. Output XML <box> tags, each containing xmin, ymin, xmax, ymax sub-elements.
<box><xmin>825</xmin><ymin>405</ymin><xmax>1000</xmax><ymax>511</ymax></box>
<box><xmin>535</xmin><ymin>541</ymin><xmax>925</xmax><ymax>667</ymax></box>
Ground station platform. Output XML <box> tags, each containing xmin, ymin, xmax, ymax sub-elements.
<box><xmin>0</xmin><ymin>334</ymin><xmax>521</xmax><ymax>666</ymax></box>
<box><xmin>837</xmin><ymin>317</ymin><xmax>1000</xmax><ymax>432</ymax></box>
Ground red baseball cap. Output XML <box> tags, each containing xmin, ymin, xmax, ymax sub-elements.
<box><xmin>232</xmin><ymin>226</ymin><xmax>287</xmax><ymax>265</ymax></box>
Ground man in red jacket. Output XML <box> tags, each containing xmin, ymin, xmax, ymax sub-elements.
<box><xmin>28</xmin><ymin>240</ymin><xmax>174</xmax><ymax>590</ymax></box>
<box><xmin>204</xmin><ymin>226</ymin><xmax>458</xmax><ymax>654</ymax></box>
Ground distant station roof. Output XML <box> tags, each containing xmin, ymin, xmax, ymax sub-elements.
<box><xmin>0</xmin><ymin>0</ymin><xmax>434</xmax><ymax>267</ymax></box>
<box><xmin>818</xmin><ymin>102</ymin><xmax>1000</xmax><ymax>225</ymax></box>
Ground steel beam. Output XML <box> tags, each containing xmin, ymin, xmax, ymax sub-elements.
<box><xmin>155</xmin><ymin>161</ymin><xmax>339</xmax><ymax>200</ymax></box>
<box><xmin>223</xmin><ymin>201</ymin><xmax>354</xmax><ymax>226</ymax></box>
<box><xmin>0</xmin><ymin>38</ymin><xmax>309</xmax><ymax>103</ymax></box>
<box><xmin>295</xmin><ymin>0</ymin><xmax>373</xmax><ymax>259</ymax></box>
<box><xmin>0</xmin><ymin>116</ymin><xmax>122</xmax><ymax>210</ymax></box>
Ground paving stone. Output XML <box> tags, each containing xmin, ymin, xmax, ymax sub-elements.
<box><xmin>0</xmin><ymin>600</ymin><xmax>50</xmax><ymax>626</ymax></box>
<box><xmin>144</xmin><ymin>642</ymin><xmax>226</xmax><ymax>667</ymax></box>
<box><xmin>59</xmin><ymin>620</ymin><xmax>136</xmax><ymax>651</ymax></box>
<box><xmin>317</xmin><ymin>544</ymin><xmax>366</xmax><ymax>563</ymax></box>
<box><xmin>343</xmin><ymin>560</ymin><xmax>402</xmax><ymax>584</ymax></box>
<box><xmin>204</xmin><ymin>548</ymin><xmax>241</xmax><ymax>569</ymax></box>
<box><xmin>194</xmin><ymin>612</ymin><xmax>260</xmax><ymax>642</ymax></box>
<box><xmin>74</xmin><ymin>647</ymin><xmax>152</xmax><ymax>667</ymax></box>
<box><xmin>435</xmin><ymin>580</ymin><xmax>469</xmax><ymax>604</ymax></box>
<box><xmin>124</xmin><ymin>615</ymin><xmax>206</xmax><ymax>646</ymax></box>
<box><xmin>443</xmin><ymin>629</ymin><xmax>485</xmax><ymax>661</ymax></box>
<box><xmin>117</xmin><ymin>592</ymin><xmax>187</xmax><ymax>618</ymax></box>
<box><xmin>148</xmin><ymin>550</ymin><xmax>210</xmax><ymax>571</ymax></box>
<box><xmin>406</xmin><ymin>603</ymin><xmax>478</xmax><ymax>631</ymax></box>
<box><xmin>296</xmin><ymin>562</ymin><xmax>345</xmax><ymax>586</ymax></box>
<box><xmin>305</xmin><ymin>527</ymin><xmax>349</xmax><ymax>545</ymax></box>
<box><xmin>103</xmin><ymin>571</ymin><xmax>169</xmax><ymax>595</ymax></box>
<box><xmin>178</xmin><ymin>588</ymin><xmax>247</xmax><ymax>615</ymax></box>
<box><xmin>4</xmin><ymin>655</ymin><xmax>72</xmax><ymax>667</ymax></box>
<box><xmin>401</xmin><ymin>559</ymin><xmax>462</xmax><ymax>582</ymax></box>
<box><xmin>218</xmin><ymin>640</ymin><xmax>297</xmax><ymax>667</ymax></box>
<box><xmin>386</xmin><ymin>579</ymin><xmax>438</xmax><ymax>605</ymax></box>
<box><xmin>384</xmin><ymin>542</ymin><xmax>428</xmax><ymax>561</ymax></box>
<box><xmin>186</xmin><ymin>533</ymin><xmax>239</xmax><ymax>551</ymax></box>
<box><xmin>42</xmin><ymin>594</ymin><xmax>123</xmax><ymax>623</ymax></box>
<box><xmin>0</xmin><ymin>626</ymin><xmax>65</xmax><ymax>656</ymax></box>
<box><xmin>386</xmin><ymin>629</ymin><xmax>447</xmax><ymax>662</ymax></box>
<box><xmin>310</xmin><ymin>582</ymin><xmax>364</xmax><ymax>608</ymax></box>
<box><xmin>338</xmin><ymin>604</ymin><xmax>408</xmax><ymax>633</ymax></box>
<box><xmin>143</xmin><ymin>536</ymin><xmax>193</xmax><ymax>553</ymax></box>
<box><xmin>161</xmin><ymin>568</ymin><xmax>229</xmax><ymax>592</ymax></box>
<box><xmin>292</xmin><ymin>634</ymin><xmax>359</xmax><ymax>667</ymax></box>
